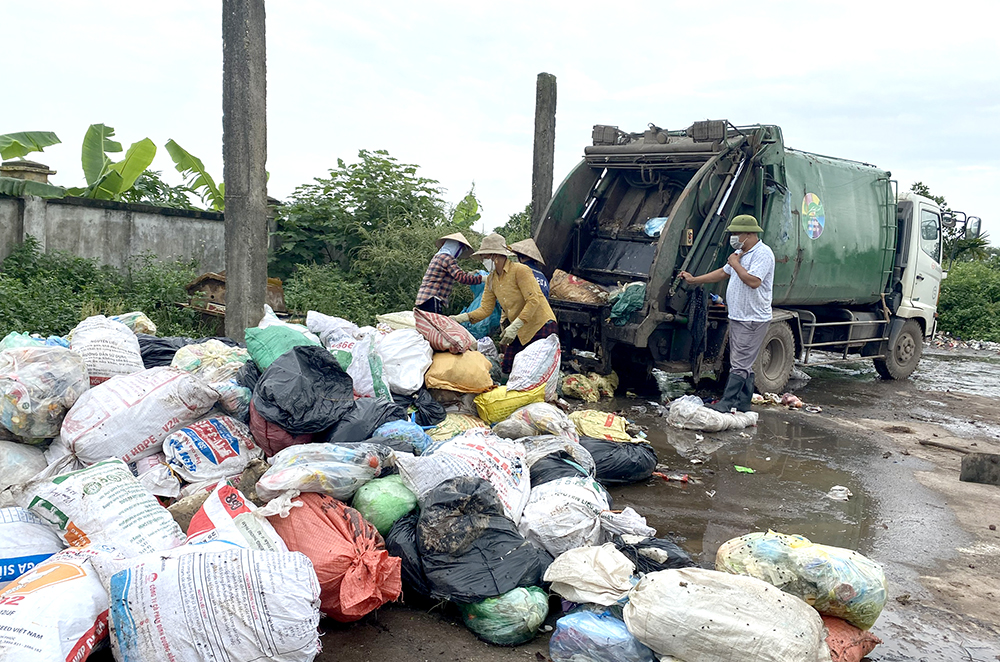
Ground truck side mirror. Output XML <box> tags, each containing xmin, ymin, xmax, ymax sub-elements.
<box><xmin>941</xmin><ymin>213</ymin><xmax>956</xmax><ymax>229</ymax></box>
<box><xmin>966</xmin><ymin>216</ymin><xmax>981</xmax><ymax>239</ymax></box>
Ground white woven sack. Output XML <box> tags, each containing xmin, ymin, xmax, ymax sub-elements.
<box><xmin>623</xmin><ymin>567</ymin><xmax>832</xmax><ymax>662</ymax></box>
<box><xmin>543</xmin><ymin>543</ymin><xmax>635</xmax><ymax>606</ymax></box>
<box><xmin>99</xmin><ymin>543</ymin><xmax>321</xmax><ymax>662</ymax></box>
<box><xmin>61</xmin><ymin>366</ymin><xmax>219</xmax><ymax>465</ymax></box>
<box><xmin>0</xmin><ymin>544</ymin><xmax>124</xmax><ymax>662</ymax></box>
<box><xmin>69</xmin><ymin>315</ymin><xmax>144</xmax><ymax>386</ymax></box>
<box><xmin>0</xmin><ymin>506</ymin><xmax>65</xmax><ymax>589</ymax></box>
<box><xmin>517</xmin><ymin>476</ymin><xmax>609</xmax><ymax>557</ymax></box>
<box><xmin>507</xmin><ymin>334</ymin><xmax>560</xmax><ymax>401</ymax></box>
<box><xmin>17</xmin><ymin>458</ymin><xmax>185</xmax><ymax>556</ymax></box>
<box><xmin>397</xmin><ymin>430</ymin><xmax>530</xmax><ymax>524</ymax></box>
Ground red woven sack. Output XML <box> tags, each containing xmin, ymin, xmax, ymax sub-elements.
<box><xmin>249</xmin><ymin>400</ymin><xmax>313</xmax><ymax>457</ymax></box>
<box><xmin>413</xmin><ymin>308</ymin><xmax>476</xmax><ymax>354</ymax></box>
<box><xmin>268</xmin><ymin>492</ymin><xmax>402</xmax><ymax>622</ymax></box>
<box><xmin>823</xmin><ymin>615</ymin><xmax>882</xmax><ymax>662</ymax></box>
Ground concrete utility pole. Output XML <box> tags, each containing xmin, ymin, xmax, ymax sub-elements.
<box><xmin>531</xmin><ymin>72</ymin><xmax>557</xmax><ymax>237</ymax></box>
<box><xmin>222</xmin><ymin>0</ymin><xmax>268</xmax><ymax>342</ymax></box>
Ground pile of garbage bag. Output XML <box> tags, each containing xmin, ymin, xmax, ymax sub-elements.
<box><xmin>0</xmin><ymin>304</ymin><xmax>889</xmax><ymax>660</ymax></box>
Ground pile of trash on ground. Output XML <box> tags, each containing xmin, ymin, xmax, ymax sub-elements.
<box><xmin>0</xmin><ymin>305</ymin><xmax>887</xmax><ymax>661</ymax></box>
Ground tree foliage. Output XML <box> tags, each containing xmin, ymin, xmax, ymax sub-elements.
<box><xmin>270</xmin><ymin>149</ymin><xmax>447</xmax><ymax>279</ymax></box>
<box><xmin>494</xmin><ymin>203</ymin><xmax>532</xmax><ymax>244</ymax></box>
<box><xmin>909</xmin><ymin>181</ymin><xmax>988</xmax><ymax>267</ymax></box>
<box><xmin>119</xmin><ymin>170</ymin><xmax>199</xmax><ymax>209</ymax></box>
<box><xmin>937</xmin><ymin>260</ymin><xmax>1000</xmax><ymax>341</ymax></box>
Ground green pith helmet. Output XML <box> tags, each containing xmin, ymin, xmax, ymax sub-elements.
<box><xmin>726</xmin><ymin>214</ymin><xmax>763</xmax><ymax>233</ymax></box>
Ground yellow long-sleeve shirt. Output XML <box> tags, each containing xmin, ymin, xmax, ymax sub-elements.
<box><xmin>467</xmin><ymin>261</ymin><xmax>556</xmax><ymax>344</ymax></box>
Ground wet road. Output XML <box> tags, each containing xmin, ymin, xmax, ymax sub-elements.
<box><xmin>603</xmin><ymin>346</ymin><xmax>1000</xmax><ymax>661</ymax></box>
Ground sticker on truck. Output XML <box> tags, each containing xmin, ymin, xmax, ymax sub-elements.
<box><xmin>802</xmin><ymin>193</ymin><xmax>825</xmax><ymax>239</ymax></box>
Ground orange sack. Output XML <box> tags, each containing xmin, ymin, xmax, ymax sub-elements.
<box><xmin>268</xmin><ymin>492</ymin><xmax>402</xmax><ymax>622</ymax></box>
<box><xmin>823</xmin><ymin>615</ymin><xmax>882</xmax><ymax>662</ymax></box>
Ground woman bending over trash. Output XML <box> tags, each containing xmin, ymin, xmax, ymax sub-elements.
<box><xmin>452</xmin><ymin>233</ymin><xmax>558</xmax><ymax>374</ymax></box>
<box><xmin>415</xmin><ymin>232</ymin><xmax>483</xmax><ymax>315</ymax></box>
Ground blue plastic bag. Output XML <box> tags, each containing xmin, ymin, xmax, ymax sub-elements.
<box><xmin>549</xmin><ymin>609</ymin><xmax>656</xmax><ymax>662</ymax></box>
<box><xmin>461</xmin><ymin>270</ymin><xmax>502</xmax><ymax>340</ymax></box>
<box><xmin>644</xmin><ymin>217</ymin><xmax>668</xmax><ymax>237</ymax></box>
<box><xmin>375</xmin><ymin>419</ymin><xmax>434</xmax><ymax>455</ymax></box>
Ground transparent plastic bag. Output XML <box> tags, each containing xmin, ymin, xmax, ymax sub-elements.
<box><xmin>459</xmin><ymin>586</ymin><xmax>548</xmax><ymax>645</ymax></box>
<box><xmin>716</xmin><ymin>530</ymin><xmax>888</xmax><ymax>630</ymax></box>
<box><xmin>667</xmin><ymin>394</ymin><xmax>758</xmax><ymax>432</ymax></box>
<box><xmin>550</xmin><ymin>608</ymin><xmax>657</xmax><ymax>662</ymax></box>
<box><xmin>0</xmin><ymin>346</ymin><xmax>90</xmax><ymax>442</ymax></box>
<box><xmin>498</xmin><ymin>403</ymin><xmax>578</xmax><ymax>442</ymax></box>
<box><xmin>256</xmin><ymin>442</ymin><xmax>393</xmax><ymax>502</ymax></box>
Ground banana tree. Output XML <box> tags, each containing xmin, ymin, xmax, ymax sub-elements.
<box><xmin>66</xmin><ymin>124</ymin><xmax>156</xmax><ymax>201</ymax></box>
<box><xmin>0</xmin><ymin>131</ymin><xmax>61</xmax><ymax>160</ymax></box>
<box><xmin>165</xmin><ymin>139</ymin><xmax>224</xmax><ymax>211</ymax></box>
<box><xmin>0</xmin><ymin>131</ymin><xmax>67</xmax><ymax>197</ymax></box>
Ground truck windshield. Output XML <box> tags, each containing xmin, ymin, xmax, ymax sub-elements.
<box><xmin>920</xmin><ymin>209</ymin><xmax>941</xmax><ymax>262</ymax></box>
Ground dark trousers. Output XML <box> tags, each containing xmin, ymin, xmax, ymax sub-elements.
<box><xmin>416</xmin><ymin>298</ymin><xmax>444</xmax><ymax>315</ymax></box>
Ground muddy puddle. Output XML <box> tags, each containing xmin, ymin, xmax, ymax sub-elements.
<box><xmin>595</xmin><ymin>356</ymin><xmax>1000</xmax><ymax>661</ymax></box>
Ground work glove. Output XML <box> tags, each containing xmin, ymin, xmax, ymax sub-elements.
<box><xmin>450</xmin><ymin>313</ymin><xmax>470</xmax><ymax>324</ymax></box>
<box><xmin>499</xmin><ymin>318</ymin><xmax>525</xmax><ymax>348</ymax></box>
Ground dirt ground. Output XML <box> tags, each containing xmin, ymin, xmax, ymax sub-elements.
<box><xmin>316</xmin><ymin>355</ymin><xmax>1000</xmax><ymax>662</ymax></box>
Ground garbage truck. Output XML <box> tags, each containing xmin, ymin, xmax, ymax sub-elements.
<box><xmin>534</xmin><ymin>120</ymin><xmax>980</xmax><ymax>392</ymax></box>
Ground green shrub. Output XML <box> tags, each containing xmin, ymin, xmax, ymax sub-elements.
<box><xmin>0</xmin><ymin>237</ymin><xmax>213</xmax><ymax>338</ymax></box>
<box><xmin>285</xmin><ymin>263</ymin><xmax>385</xmax><ymax>326</ymax></box>
<box><xmin>938</xmin><ymin>261</ymin><xmax>1000</xmax><ymax>341</ymax></box>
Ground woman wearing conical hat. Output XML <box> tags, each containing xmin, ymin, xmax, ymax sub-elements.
<box><xmin>452</xmin><ymin>233</ymin><xmax>558</xmax><ymax>374</ymax></box>
<box><xmin>415</xmin><ymin>232</ymin><xmax>483</xmax><ymax>315</ymax></box>
<box><xmin>510</xmin><ymin>238</ymin><xmax>550</xmax><ymax>299</ymax></box>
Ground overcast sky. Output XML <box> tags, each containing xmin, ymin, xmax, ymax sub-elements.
<box><xmin>5</xmin><ymin>1</ymin><xmax>998</xmax><ymax>241</ymax></box>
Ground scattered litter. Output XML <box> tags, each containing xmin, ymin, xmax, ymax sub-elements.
<box><xmin>705</xmin><ymin>490</ymin><xmax>716</xmax><ymax>498</ymax></box>
<box><xmin>828</xmin><ymin>485</ymin><xmax>854</xmax><ymax>501</ymax></box>
<box><xmin>734</xmin><ymin>465</ymin><xmax>756</xmax><ymax>474</ymax></box>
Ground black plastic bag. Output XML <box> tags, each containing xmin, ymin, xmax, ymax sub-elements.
<box><xmin>529</xmin><ymin>451</ymin><xmax>590</xmax><ymax>487</ymax></box>
<box><xmin>392</xmin><ymin>388</ymin><xmax>446</xmax><ymax>427</ymax></box>
<box><xmin>251</xmin><ymin>345</ymin><xmax>356</xmax><ymax>434</ymax></box>
<box><xmin>385</xmin><ymin>512</ymin><xmax>434</xmax><ymax>599</ymax></box>
<box><xmin>236</xmin><ymin>359</ymin><xmax>262</xmax><ymax>392</ymax></box>
<box><xmin>137</xmin><ymin>334</ymin><xmax>240</xmax><ymax>368</ymax></box>
<box><xmin>417</xmin><ymin>476</ymin><xmax>548</xmax><ymax>604</ymax></box>
<box><xmin>579</xmin><ymin>437</ymin><xmax>657</xmax><ymax>485</ymax></box>
<box><xmin>325</xmin><ymin>397</ymin><xmax>408</xmax><ymax>443</ymax></box>
<box><xmin>612</xmin><ymin>534</ymin><xmax>696</xmax><ymax>573</ymax></box>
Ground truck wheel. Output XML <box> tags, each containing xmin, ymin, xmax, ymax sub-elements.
<box><xmin>874</xmin><ymin>319</ymin><xmax>923</xmax><ymax>380</ymax></box>
<box><xmin>753</xmin><ymin>321</ymin><xmax>794</xmax><ymax>393</ymax></box>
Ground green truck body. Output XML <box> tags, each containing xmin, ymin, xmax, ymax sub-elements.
<box><xmin>535</xmin><ymin>121</ymin><xmax>952</xmax><ymax>391</ymax></box>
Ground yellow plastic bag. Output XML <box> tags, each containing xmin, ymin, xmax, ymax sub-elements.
<box><xmin>427</xmin><ymin>413</ymin><xmax>489</xmax><ymax>442</ymax></box>
<box><xmin>474</xmin><ymin>384</ymin><xmax>546</xmax><ymax>425</ymax></box>
<box><xmin>569</xmin><ymin>410</ymin><xmax>633</xmax><ymax>443</ymax></box>
<box><xmin>424</xmin><ymin>351</ymin><xmax>493</xmax><ymax>393</ymax></box>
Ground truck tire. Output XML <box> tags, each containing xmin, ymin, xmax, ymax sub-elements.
<box><xmin>753</xmin><ymin>321</ymin><xmax>794</xmax><ymax>393</ymax></box>
<box><xmin>874</xmin><ymin>319</ymin><xmax>923</xmax><ymax>380</ymax></box>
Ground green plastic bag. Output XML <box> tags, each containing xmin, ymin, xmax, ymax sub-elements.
<box><xmin>244</xmin><ymin>325</ymin><xmax>320</xmax><ymax>370</ymax></box>
<box><xmin>351</xmin><ymin>474</ymin><xmax>417</xmax><ymax>536</ymax></box>
<box><xmin>459</xmin><ymin>586</ymin><xmax>549</xmax><ymax>646</ymax></box>
<box><xmin>609</xmin><ymin>283</ymin><xmax>646</xmax><ymax>326</ymax></box>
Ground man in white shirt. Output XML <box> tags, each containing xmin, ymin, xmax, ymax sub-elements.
<box><xmin>679</xmin><ymin>214</ymin><xmax>775</xmax><ymax>412</ymax></box>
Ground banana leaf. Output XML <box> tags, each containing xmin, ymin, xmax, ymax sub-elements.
<box><xmin>165</xmin><ymin>139</ymin><xmax>224</xmax><ymax>210</ymax></box>
<box><xmin>82</xmin><ymin>124</ymin><xmax>122</xmax><ymax>185</ymax></box>
<box><xmin>0</xmin><ymin>131</ymin><xmax>61</xmax><ymax>160</ymax></box>
<box><xmin>109</xmin><ymin>138</ymin><xmax>156</xmax><ymax>194</ymax></box>
<box><xmin>0</xmin><ymin>176</ymin><xmax>66</xmax><ymax>199</ymax></box>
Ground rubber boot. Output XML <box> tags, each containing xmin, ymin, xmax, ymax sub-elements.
<box><xmin>708</xmin><ymin>373</ymin><xmax>745</xmax><ymax>412</ymax></box>
<box><xmin>735</xmin><ymin>372</ymin><xmax>755</xmax><ymax>412</ymax></box>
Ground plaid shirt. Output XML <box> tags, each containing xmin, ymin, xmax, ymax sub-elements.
<box><xmin>415</xmin><ymin>253</ymin><xmax>483</xmax><ymax>306</ymax></box>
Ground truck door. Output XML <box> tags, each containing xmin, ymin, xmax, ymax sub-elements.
<box><xmin>907</xmin><ymin>204</ymin><xmax>944</xmax><ymax>333</ymax></box>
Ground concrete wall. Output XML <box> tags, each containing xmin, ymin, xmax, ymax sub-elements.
<box><xmin>0</xmin><ymin>194</ymin><xmax>227</xmax><ymax>272</ymax></box>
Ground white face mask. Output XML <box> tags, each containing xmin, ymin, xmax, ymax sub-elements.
<box><xmin>730</xmin><ymin>235</ymin><xmax>745</xmax><ymax>251</ymax></box>
<box><xmin>482</xmin><ymin>258</ymin><xmax>495</xmax><ymax>273</ymax></box>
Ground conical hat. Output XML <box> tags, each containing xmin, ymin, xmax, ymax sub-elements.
<box><xmin>436</xmin><ymin>232</ymin><xmax>475</xmax><ymax>257</ymax></box>
<box><xmin>471</xmin><ymin>232</ymin><xmax>514</xmax><ymax>258</ymax></box>
<box><xmin>509</xmin><ymin>239</ymin><xmax>545</xmax><ymax>265</ymax></box>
